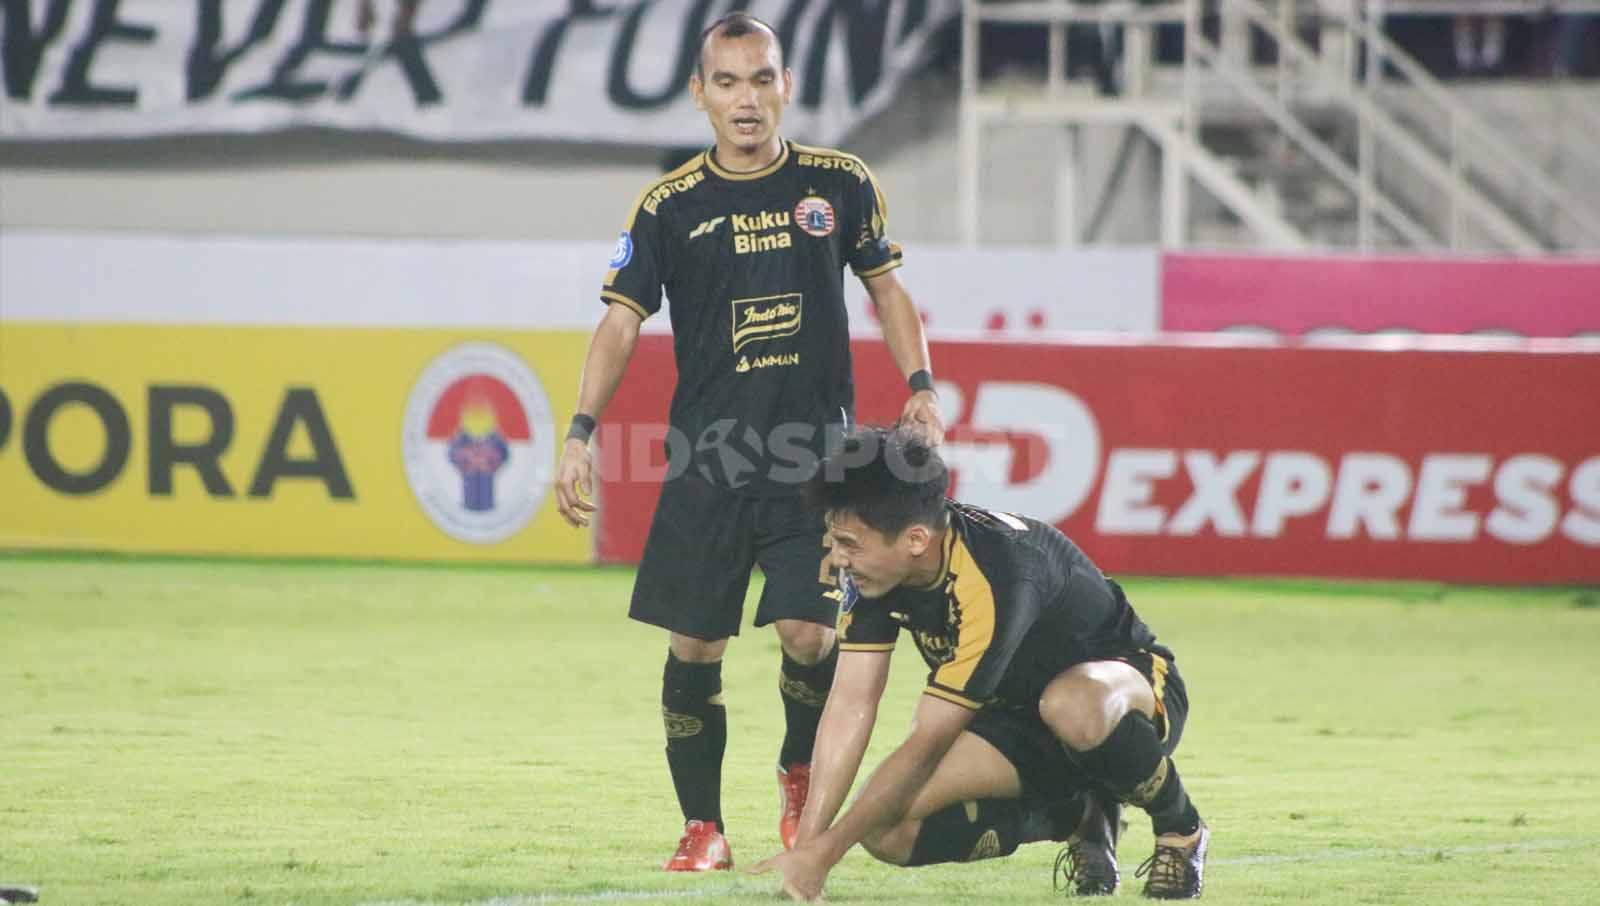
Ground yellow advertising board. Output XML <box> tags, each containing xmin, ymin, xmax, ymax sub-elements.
<box><xmin>0</xmin><ymin>324</ymin><xmax>590</xmax><ymax>563</ymax></box>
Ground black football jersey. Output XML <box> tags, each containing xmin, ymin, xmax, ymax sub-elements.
<box><xmin>837</xmin><ymin>502</ymin><xmax>1162</xmax><ymax>710</ymax></box>
<box><xmin>600</xmin><ymin>140</ymin><xmax>902</xmax><ymax>496</ymax></box>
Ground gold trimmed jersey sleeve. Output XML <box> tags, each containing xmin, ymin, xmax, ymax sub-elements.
<box><xmin>837</xmin><ymin>590</ymin><xmax>899</xmax><ymax>653</ymax></box>
<box><xmin>600</xmin><ymin>190</ymin><xmax>664</xmax><ymax>320</ymax></box>
<box><xmin>925</xmin><ymin>567</ymin><xmax>1042</xmax><ymax>710</ymax></box>
<box><xmin>847</xmin><ymin>160</ymin><xmax>904</xmax><ymax>278</ymax></box>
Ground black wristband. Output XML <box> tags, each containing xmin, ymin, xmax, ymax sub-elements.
<box><xmin>908</xmin><ymin>369</ymin><xmax>935</xmax><ymax>394</ymax></box>
<box><xmin>566</xmin><ymin>413</ymin><xmax>597</xmax><ymax>443</ymax></box>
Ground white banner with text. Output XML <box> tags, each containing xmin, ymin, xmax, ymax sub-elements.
<box><xmin>1</xmin><ymin>0</ymin><xmax>956</xmax><ymax>143</ymax></box>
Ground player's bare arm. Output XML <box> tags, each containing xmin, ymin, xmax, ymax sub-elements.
<box><xmin>555</xmin><ymin>303</ymin><xmax>643</xmax><ymax>527</ymax></box>
<box><xmin>863</xmin><ymin>270</ymin><xmax>944</xmax><ymax>445</ymax></box>
<box><xmin>755</xmin><ymin>693</ymin><xmax>973</xmax><ymax>901</ymax></box>
<box><xmin>793</xmin><ymin>649</ymin><xmax>892</xmax><ymax>846</ymax></box>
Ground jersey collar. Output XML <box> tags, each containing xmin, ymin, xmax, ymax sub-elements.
<box><xmin>705</xmin><ymin>139</ymin><xmax>791</xmax><ymax>182</ymax></box>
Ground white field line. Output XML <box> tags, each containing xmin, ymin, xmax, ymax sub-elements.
<box><xmin>357</xmin><ymin>885</ymin><xmax>756</xmax><ymax>906</ymax></box>
<box><xmin>355</xmin><ymin>837</ymin><xmax>1591</xmax><ymax>906</ymax></box>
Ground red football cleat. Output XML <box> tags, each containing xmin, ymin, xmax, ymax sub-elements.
<box><xmin>663</xmin><ymin>819</ymin><xmax>733</xmax><ymax>872</ymax></box>
<box><xmin>778</xmin><ymin>763</ymin><xmax>811</xmax><ymax>850</ymax></box>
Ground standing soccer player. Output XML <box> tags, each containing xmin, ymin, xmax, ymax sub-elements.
<box><xmin>553</xmin><ymin>13</ymin><xmax>943</xmax><ymax>872</ymax></box>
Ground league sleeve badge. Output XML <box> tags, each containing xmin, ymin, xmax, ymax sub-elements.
<box><xmin>609</xmin><ymin>231</ymin><xmax>634</xmax><ymax>269</ymax></box>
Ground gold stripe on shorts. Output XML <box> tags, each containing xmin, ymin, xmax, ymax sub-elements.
<box><xmin>1148</xmin><ymin>651</ymin><xmax>1171</xmax><ymax>742</ymax></box>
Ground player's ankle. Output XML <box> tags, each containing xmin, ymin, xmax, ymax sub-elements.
<box><xmin>1154</xmin><ymin>825</ymin><xmax>1203</xmax><ymax>848</ymax></box>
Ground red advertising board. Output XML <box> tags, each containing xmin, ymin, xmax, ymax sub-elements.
<box><xmin>1162</xmin><ymin>253</ymin><xmax>1600</xmax><ymax>337</ymax></box>
<box><xmin>597</xmin><ymin>335</ymin><xmax>1600</xmax><ymax>584</ymax></box>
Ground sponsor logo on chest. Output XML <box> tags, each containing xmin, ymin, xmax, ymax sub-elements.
<box><xmin>731</xmin><ymin>293</ymin><xmax>804</xmax><ymax>353</ymax></box>
<box><xmin>735</xmin><ymin>352</ymin><xmax>801</xmax><ymax>372</ymax></box>
<box><xmin>914</xmin><ymin>628</ymin><xmax>956</xmax><ymax>664</ymax></box>
<box><xmin>731</xmin><ymin>208</ymin><xmax>794</xmax><ymax>255</ymax></box>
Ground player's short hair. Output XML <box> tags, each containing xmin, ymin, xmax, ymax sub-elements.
<box><xmin>696</xmin><ymin>12</ymin><xmax>784</xmax><ymax>77</ymax></box>
<box><xmin>809</xmin><ymin>425</ymin><xmax>950</xmax><ymax>540</ymax></box>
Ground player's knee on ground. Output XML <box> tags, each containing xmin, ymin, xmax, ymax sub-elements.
<box><xmin>772</xmin><ymin>618</ymin><xmax>835</xmax><ymax>665</ymax></box>
<box><xmin>860</xmin><ymin>818</ymin><xmax>919</xmax><ymax>865</ymax></box>
<box><xmin>898</xmin><ymin>800</ymin><xmax>1023</xmax><ymax>867</ymax></box>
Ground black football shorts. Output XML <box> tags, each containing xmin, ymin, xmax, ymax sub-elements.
<box><xmin>966</xmin><ymin>650</ymin><xmax>1190</xmax><ymax>803</ymax></box>
<box><xmin>629</xmin><ymin>471</ymin><xmax>838</xmax><ymax>640</ymax></box>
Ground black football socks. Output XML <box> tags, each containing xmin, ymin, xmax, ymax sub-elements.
<box><xmin>777</xmin><ymin>642</ymin><xmax>838</xmax><ymax>768</ymax></box>
<box><xmin>1066</xmin><ymin>711</ymin><xmax>1201</xmax><ymax>838</ymax></box>
<box><xmin>662</xmin><ymin>652</ymin><xmax>727</xmax><ymax>833</ymax></box>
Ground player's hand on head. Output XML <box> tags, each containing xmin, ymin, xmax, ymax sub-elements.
<box><xmin>899</xmin><ymin>391</ymin><xmax>945</xmax><ymax>447</ymax></box>
<box><xmin>554</xmin><ymin>438</ymin><xmax>598</xmax><ymax>528</ymax></box>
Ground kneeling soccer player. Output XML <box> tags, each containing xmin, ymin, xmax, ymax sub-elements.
<box><xmin>754</xmin><ymin>426</ymin><xmax>1209</xmax><ymax>901</ymax></box>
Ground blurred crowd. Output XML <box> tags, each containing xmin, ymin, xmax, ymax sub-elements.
<box><xmin>355</xmin><ymin>2</ymin><xmax>1594</xmax><ymax>81</ymax></box>
<box><xmin>1394</xmin><ymin>8</ymin><xmax>1596</xmax><ymax>77</ymax></box>
<box><xmin>955</xmin><ymin>5</ymin><xmax>1598</xmax><ymax>89</ymax></box>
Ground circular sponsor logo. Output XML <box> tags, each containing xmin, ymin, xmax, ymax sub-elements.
<box><xmin>609</xmin><ymin>231</ymin><xmax>633</xmax><ymax>269</ymax></box>
<box><xmin>794</xmin><ymin>196</ymin><xmax>836</xmax><ymax>237</ymax></box>
<box><xmin>402</xmin><ymin>342</ymin><xmax>555</xmax><ymax>544</ymax></box>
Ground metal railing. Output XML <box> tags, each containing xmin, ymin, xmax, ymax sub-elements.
<box><xmin>961</xmin><ymin>0</ymin><xmax>1310</xmax><ymax>247</ymax></box>
<box><xmin>1185</xmin><ymin>17</ymin><xmax>1441</xmax><ymax>248</ymax></box>
<box><xmin>1324</xmin><ymin>0</ymin><xmax>1600</xmax><ymax>249</ymax></box>
<box><xmin>1378</xmin><ymin>0</ymin><xmax>1600</xmax><ymax>14</ymax></box>
<box><xmin>959</xmin><ymin>0</ymin><xmax>1600</xmax><ymax>250</ymax></box>
<box><xmin>1222</xmin><ymin>0</ymin><xmax>1545</xmax><ymax>251</ymax></box>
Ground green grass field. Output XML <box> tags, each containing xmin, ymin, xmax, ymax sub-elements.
<box><xmin>2</xmin><ymin>555</ymin><xmax>1597</xmax><ymax>906</ymax></box>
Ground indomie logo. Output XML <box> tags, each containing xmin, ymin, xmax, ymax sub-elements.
<box><xmin>741</xmin><ymin>302</ymin><xmax>799</xmax><ymax>325</ymax></box>
<box><xmin>731</xmin><ymin>293</ymin><xmax>803</xmax><ymax>352</ymax></box>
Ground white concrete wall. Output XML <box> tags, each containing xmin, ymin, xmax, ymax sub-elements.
<box><xmin>0</xmin><ymin>75</ymin><xmax>974</xmax><ymax>242</ymax></box>
<box><xmin>0</xmin><ymin>72</ymin><xmax>1153</xmax><ymax>246</ymax></box>
<box><xmin>3</xmin><ymin>73</ymin><xmax>1594</xmax><ymax>248</ymax></box>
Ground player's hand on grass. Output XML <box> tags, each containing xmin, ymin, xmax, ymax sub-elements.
<box><xmin>900</xmin><ymin>389</ymin><xmax>945</xmax><ymax>447</ymax></box>
<box><xmin>555</xmin><ymin>437</ymin><xmax>598</xmax><ymax>527</ymax></box>
<box><xmin>750</xmin><ymin>846</ymin><xmax>830</xmax><ymax>902</ymax></box>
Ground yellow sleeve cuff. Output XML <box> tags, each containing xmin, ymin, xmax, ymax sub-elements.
<box><xmin>852</xmin><ymin>257</ymin><xmax>904</xmax><ymax>279</ymax></box>
<box><xmin>600</xmin><ymin>290</ymin><xmax>650</xmax><ymax>320</ymax></box>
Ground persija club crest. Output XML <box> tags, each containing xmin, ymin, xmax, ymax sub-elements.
<box><xmin>794</xmin><ymin>196</ymin><xmax>836</xmax><ymax>237</ymax></box>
